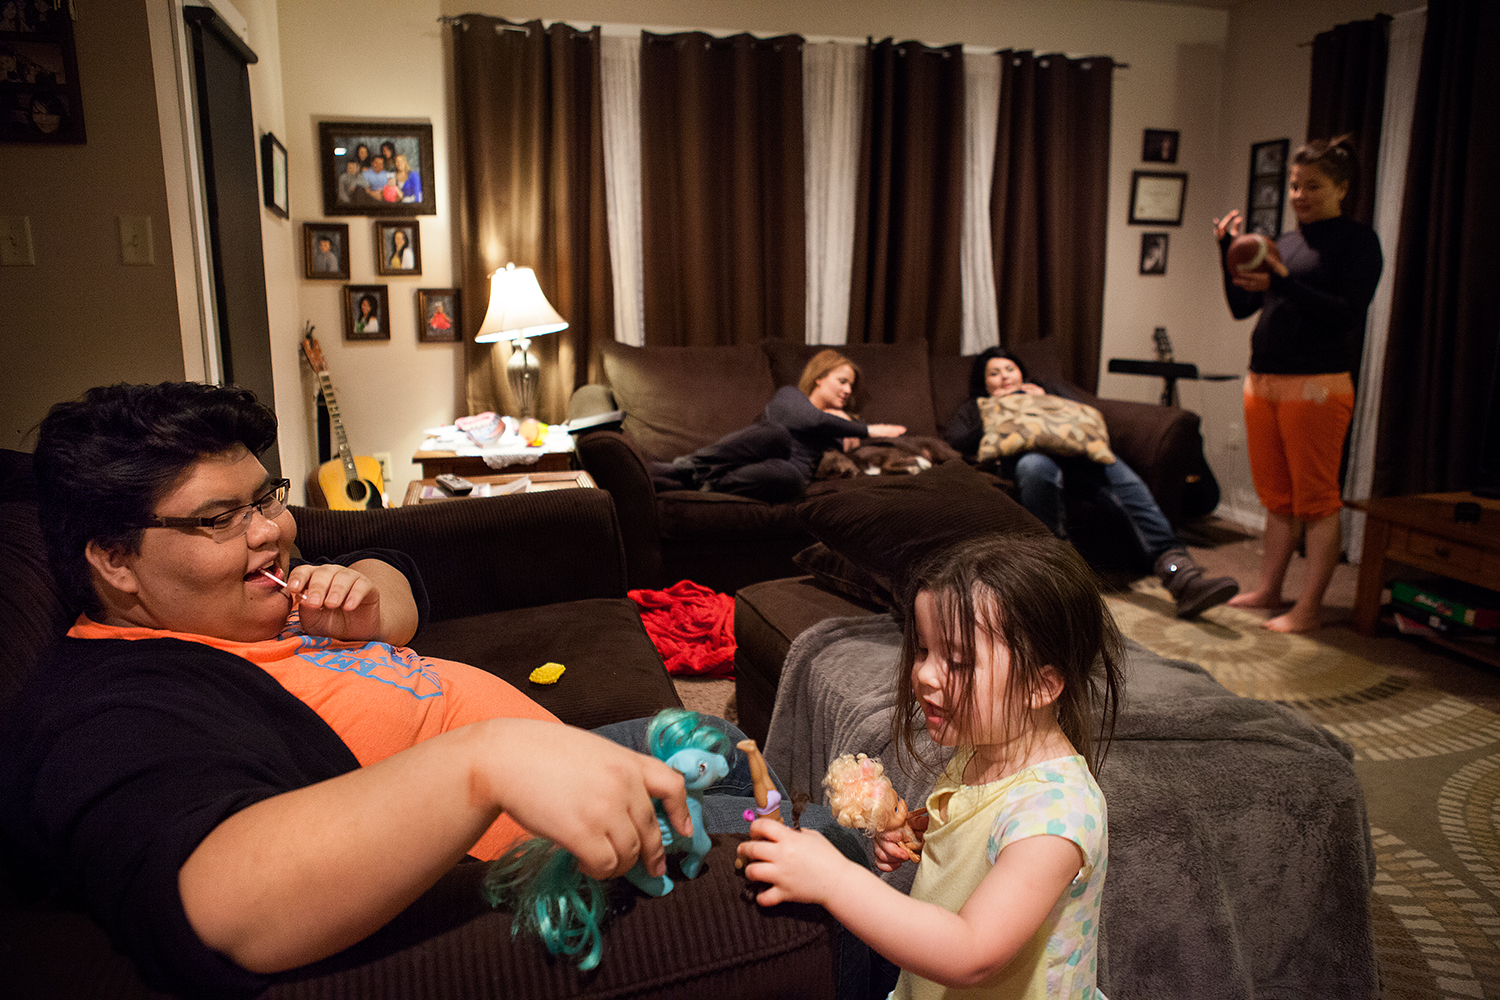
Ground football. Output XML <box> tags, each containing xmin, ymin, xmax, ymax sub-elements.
<box><xmin>1227</xmin><ymin>233</ymin><xmax>1281</xmax><ymax>275</ymax></box>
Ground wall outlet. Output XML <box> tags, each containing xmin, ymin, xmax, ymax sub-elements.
<box><xmin>372</xmin><ymin>452</ymin><xmax>393</xmax><ymax>486</ymax></box>
<box><xmin>119</xmin><ymin>215</ymin><xmax>154</xmax><ymax>265</ymax></box>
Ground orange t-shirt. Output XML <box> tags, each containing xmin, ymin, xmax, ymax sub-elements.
<box><xmin>68</xmin><ymin>613</ymin><xmax>557</xmax><ymax>860</ymax></box>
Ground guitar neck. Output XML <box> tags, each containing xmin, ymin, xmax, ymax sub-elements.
<box><xmin>315</xmin><ymin>370</ymin><xmax>359</xmax><ymax>482</ymax></box>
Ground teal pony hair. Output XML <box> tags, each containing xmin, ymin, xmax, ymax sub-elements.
<box><xmin>645</xmin><ymin>707</ymin><xmax>733</xmax><ymax>767</ymax></box>
<box><xmin>482</xmin><ymin>709</ymin><xmax>731</xmax><ymax>971</ymax></box>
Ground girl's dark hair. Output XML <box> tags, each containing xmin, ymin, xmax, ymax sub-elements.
<box><xmin>967</xmin><ymin>346</ymin><xmax>1025</xmax><ymax>400</ymax></box>
<box><xmin>33</xmin><ymin>382</ymin><xmax>278</xmax><ymax>617</ymax></box>
<box><xmin>1293</xmin><ymin>133</ymin><xmax>1357</xmax><ymax>188</ymax></box>
<box><xmin>892</xmin><ymin>533</ymin><xmax>1124</xmax><ymax>777</ymax></box>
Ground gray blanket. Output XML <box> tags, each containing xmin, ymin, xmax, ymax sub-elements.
<box><xmin>764</xmin><ymin>615</ymin><xmax>1378</xmax><ymax>1000</ymax></box>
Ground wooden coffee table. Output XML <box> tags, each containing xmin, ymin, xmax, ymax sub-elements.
<box><xmin>1347</xmin><ymin>492</ymin><xmax>1500</xmax><ymax>652</ymax></box>
<box><xmin>402</xmin><ymin>470</ymin><xmax>595</xmax><ymax>506</ymax></box>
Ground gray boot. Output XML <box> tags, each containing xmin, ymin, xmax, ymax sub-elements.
<box><xmin>1155</xmin><ymin>549</ymin><xmax>1239</xmax><ymax>619</ymax></box>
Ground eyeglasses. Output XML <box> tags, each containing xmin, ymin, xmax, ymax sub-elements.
<box><xmin>137</xmin><ymin>479</ymin><xmax>291</xmax><ymax>543</ymax></box>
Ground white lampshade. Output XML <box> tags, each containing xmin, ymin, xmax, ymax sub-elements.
<box><xmin>474</xmin><ymin>262</ymin><xmax>569</xmax><ymax>343</ymax></box>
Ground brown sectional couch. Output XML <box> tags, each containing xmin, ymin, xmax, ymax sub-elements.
<box><xmin>0</xmin><ymin>449</ymin><xmax>839</xmax><ymax>999</ymax></box>
<box><xmin>574</xmin><ymin>338</ymin><xmax>1211</xmax><ymax>594</ymax></box>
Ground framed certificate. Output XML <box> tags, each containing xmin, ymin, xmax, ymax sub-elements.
<box><xmin>1128</xmin><ymin>170</ymin><xmax>1187</xmax><ymax>226</ymax></box>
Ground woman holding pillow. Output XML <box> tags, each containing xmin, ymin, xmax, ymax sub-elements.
<box><xmin>946</xmin><ymin>347</ymin><xmax>1237</xmax><ymax>619</ymax></box>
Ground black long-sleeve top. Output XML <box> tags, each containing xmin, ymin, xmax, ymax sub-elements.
<box><xmin>764</xmin><ymin>385</ymin><xmax>868</xmax><ymax>476</ymax></box>
<box><xmin>1220</xmin><ymin>215</ymin><xmax>1383</xmax><ymax>375</ymax></box>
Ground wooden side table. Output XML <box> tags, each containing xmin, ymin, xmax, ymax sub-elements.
<box><xmin>403</xmin><ymin>470</ymin><xmax>595</xmax><ymax>506</ymax></box>
<box><xmin>412</xmin><ymin>450</ymin><xmax>573</xmax><ymax>479</ymax></box>
<box><xmin>1347</xmin><ymin>492</ymin><xmax>1500</xmax><ymax>647</ymax></box>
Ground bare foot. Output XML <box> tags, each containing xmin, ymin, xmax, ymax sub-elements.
<box><xmin>1227</xmin><ymin>589</ymin><xmax>1286</xmax><ymax>610</ymax></box>
<box><xmin>1263</xmin><ymin>607</ymin><xmax>1321</xmax><ymax>633</ymax></box>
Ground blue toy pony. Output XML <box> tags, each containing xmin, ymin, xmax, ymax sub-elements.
<box><xmin>482</xmin><ymin>709</ymin><xmax>732</xmax><ymax>970</ymax></box>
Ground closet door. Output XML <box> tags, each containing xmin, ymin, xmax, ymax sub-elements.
<box><xmin>183</xmin><ymin>6</ymin><xmax>278</xmax><ymax>476</ymax></box>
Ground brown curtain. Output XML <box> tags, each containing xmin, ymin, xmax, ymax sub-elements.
<box><xmin>638</xmin><ymin>32</ymin><xmax>805</xmax><ymax>347</ymax></box>
<box><xmin>1374</xmin><ymin>0</ymin><xmax>1500</xmax><ymax>496</ymax></box>
<box><xmin>451</xmin><ymin>16</ymin><xmax>613</xmax><ymax>423</ymax></box>
<box><xmin>846</xmin><ymin>39</ymin><xmax>965</xmax><ymax>352</ymax></box>
<box><xmin>1307</xmin><ymin>15</ymin><xmax>1390</xmax><ymax>228</ymax></box>
<box><xmin>990</xmin><ymin>51</ymin><xmax>1113</xmax><ymax>392</ymax></box>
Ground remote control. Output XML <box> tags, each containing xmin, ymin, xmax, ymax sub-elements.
<box><xmin>434</xmin><ymin>473</ymin><xmax>474</xmax><ymax>496</ymax></box>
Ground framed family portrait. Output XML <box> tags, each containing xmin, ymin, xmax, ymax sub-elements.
<box><xmin>1128</xmin><ymin>170</ymin><xmax>1187</xmax><ymax>226</ymax></box>
<box><xmin>1142</xmin><ymin>128</ymin><xmax>1179</xmax><ymax>164</ymax></box>
<box><xmin>302</xmin><ymin>222</ymin><xmax>349</xmax><ymax>280</ymax></box>
<box><xmin>417</xmin><ymin>288</ymin><xmax>461</xmax><ymax>343</ymax></box>
<box><xmin>0</xmin><ymin>3</ymin><xmax>86</xmax><ymax>144</ymax></box>
<box><xmin>260</xmin><ymin>132</ymin><xmax>288</xmax><ymax>218</ymax></box>
<box><xmin>1246</xmin><ymin>138</ymin><xmax>1289</xmax><ymax>237</ymax></box>
<box><xmin>343</xmin><ymin>284</ymin><xmax>389</xmax><ymax>341</ymax></box>
<box><xmin>1139</xmin><ymin>232</ymin><xmax>1169</xmax><ymax>275</ymax></box>
<box><xmin>318</xmin><ymin>120</ymin><xmax>436</xmax><ymax>216</ymax></box>
<box><xmin>375</xmin><ymin>220</ymin><xmax>421</xmax><ymax>276</ymax></box>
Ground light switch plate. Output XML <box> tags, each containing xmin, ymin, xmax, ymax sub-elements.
<box><xmin>119</xmin><ymin>215</ymin><xmax>154</xmax><ymax>266</ymax></box>
<box><xmin>1</xmin><ymin>215</ymin><xmax>34</xmax><ymax>265</ymax></box>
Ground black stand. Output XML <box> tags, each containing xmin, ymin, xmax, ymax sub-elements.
<box><xmin>1107</xmin><ymin>359</ymin><xmax>1239</xmax><ymax>407</ymax></box>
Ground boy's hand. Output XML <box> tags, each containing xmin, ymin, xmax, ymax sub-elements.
<box><xmin>736</xmin><ymin>819</ymin><xmax>855</xmax><ymax>906</ymax></box>
<box><xmin>288</xmin><ymin>563</ymin><xmax>383</xmax><ymax>641</ymax></box>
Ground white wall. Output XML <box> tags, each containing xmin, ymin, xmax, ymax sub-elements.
<box><xmin>0</xmin><ymin>1</ymin><xmax>184</xmax><ymax>451</ymax></box>
<box><xmin>276</xmin><ymin>0</ymin><xmax>458</xmax><ymax>506</ymax></box>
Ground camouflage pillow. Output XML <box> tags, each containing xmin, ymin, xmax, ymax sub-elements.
<box><xmin>976</xmin><ymin>393</ymin><xmax>1117</xmax><ymax>465</ymax></box>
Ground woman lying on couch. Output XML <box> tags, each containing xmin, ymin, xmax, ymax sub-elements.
<box><xmin>653</xmin><ymin>349</ymin><xmax>907</xmax><ymax>502</ymax></box>
<box><xmin>0</xmin><ymin>381</ymin><xmax>853</xmax><ymax>998</ymax></box>
<box><xmin>945</xmin><ymin>347</ymin><xmax>1238</xmax><ymax>619</ymax></box>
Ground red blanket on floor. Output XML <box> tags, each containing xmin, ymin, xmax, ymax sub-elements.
<box><xmin>627</xmin><ymin>580</ymin><xmax>735</xmax><ymax>678</ymax></box>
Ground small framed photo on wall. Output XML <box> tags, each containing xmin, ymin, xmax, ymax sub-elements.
<box><xmin>260</xmin><ymin>132</ymin><xmax>288</xmax><ymax>218</ymax></box>
<box><xmin>417</xmin><ymin>288</ymin><xmax>461</xmax><ymax>343</ymax></box>
<box><xmin>303</xmin><ymin>222</ymin><xmax>349</xmax><ymax>279</ymax></box>
<box><xmin>375</xmin><ymin>220</ymin><xmax>421</xmax><ymax>276</ymax></box>
<box><xmin>343</xmin><ymin>284</ymin><xmax>389</xmax><ymax>341</ymax></box>
<box><xmin>1139</xmin><ymin>232</ymin><xmax>1169</xmax><ymax>275</ymax></box>
<box><xmin>1142</xmin><ymin>128</ymin><xmax>1179</xmax><ymax>164</ymax></box>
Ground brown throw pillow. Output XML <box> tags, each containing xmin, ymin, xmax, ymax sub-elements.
<box><xmin>793</xmin><ymin>460</ymin><xmax>1048</xmax><ymax>605</ymax></box>
<box><xmin>976</xmin><ymin>394</ymin><xmax>1117</xmax><ymax>465</ymax></box>
<box><xmin>793</xmin><ymin>542</ymin><xmax>895</xmax><ymax>609</ymax></box>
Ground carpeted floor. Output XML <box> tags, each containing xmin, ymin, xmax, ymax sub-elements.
<box><xmin>674</xmin><ymin>518</ymin><xmax>1500</xmax><ymax>998</ymax></box>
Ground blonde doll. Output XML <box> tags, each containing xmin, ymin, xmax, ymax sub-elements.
<box><xmin>738</xmin><ymin>533</ymin><xmax>1123</xmax><ymax>998</ymax></box>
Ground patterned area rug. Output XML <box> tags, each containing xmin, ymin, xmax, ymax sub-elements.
<box><xmin>1108</xmin><ymin>580</ymin><xmax>1500</xmax><ymax>1000</ymax></box>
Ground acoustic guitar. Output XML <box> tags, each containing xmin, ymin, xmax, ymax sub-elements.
<box><xmin>299</xmin><ymin>328</ymin><xmax>386</xmax><ymax>509</ymax></box>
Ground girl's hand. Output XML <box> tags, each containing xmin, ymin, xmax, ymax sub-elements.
<box><xmin>287</xmin><ymin>563</ymin><xmax>384</xmax><ymax>641</ymax></box>
<box><xmin>866</xmin><ymin>423</ymin><xmax>907</xmax><ymax>439</ymax></box>
<box><xmin>1231</xmin><ymin>271</ymin><xmax>1271</xmax><ymax>292</ymax></box>
<box><xmin>1213</xmin><ymin>209</ymin><xmax>1243</xmax><ymax>241</ymax></box>
<box><xmin>736</xmin><ymin>819</ymin><xmax>856</xmax><ymax>907</ymax></box>
<box><xmin>1018</xmin><ymin>383</ymin><xmax>1045</xmax><ymax>396</ymax></box>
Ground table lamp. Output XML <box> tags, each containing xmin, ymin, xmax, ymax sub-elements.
<box><xmin>475</xmin><ymin>262</ymin><xmax>569</xmax><ymax>418</ymax></box>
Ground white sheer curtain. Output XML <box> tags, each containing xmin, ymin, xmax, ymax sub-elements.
<box><xmin>803</xmin><ymin>41</ymin><xmax>864</xmax><ymax>346</ymax></box>
<box><xmin>601</xmin><ymin>33</ymin><xmax>645</xmax><ymax>346</ymax></box>
<box><xmin>961</xmin><ymin>50</ymin><xmax>1001</xmax><ymax>355</ymax></box>
<box><xmin>1344</xmin><ymin>7</ymin><xmax>1426</xmax><ymax>562</ymax></box>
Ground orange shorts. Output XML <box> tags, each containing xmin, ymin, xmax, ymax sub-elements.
<box><xmin>1243</xmin><ymin>372</ymin><xmax>1353</xmax><ymax>522</ymax></box>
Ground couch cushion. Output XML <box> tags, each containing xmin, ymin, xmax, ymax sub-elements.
<box><xmin>410</xmin><ymin>597</ymin><xmax>681</xmax><ymax>730</ymax></box>
<box><xmin>0</xmin><ymin>452</ymin><xmax>74</xmax><ymax>715</ymax></box>
<box><xmin>601</xmin><ymin>341</ymin><xmax>776</xmax><ymax>462</ymax></box>
<box><xmin>928</xmin><ymin>353</ymin><xmax>974</xmax><ymax>434</ymax></box>
<box><xmin>793</xmin><ymin>460</ymin><xmax>1048</xmax><ymax>604</ymax></box>
<box><xmin>762</xmin><ymin>340</ymin><xmax>939</xmax><ymax>438</ymax></box>
<box><xmin>655</xmin><ymin>489</ymin><xmax>806</xmax><ymax>542</ymax></box>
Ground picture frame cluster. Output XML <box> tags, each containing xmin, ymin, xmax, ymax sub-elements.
<box><xmin>299</xmin><ymin>119</ymin><xmax>458</xmax><ymax>344</ymax></box>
